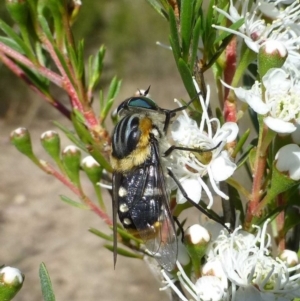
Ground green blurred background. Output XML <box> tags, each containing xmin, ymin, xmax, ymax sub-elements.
<box><xmin>0</xmin><ymin>0</ymin><xmax>187</xmax><ymax>122</ymax></box>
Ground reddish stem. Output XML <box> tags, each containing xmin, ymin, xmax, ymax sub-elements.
<box><xmin>223</xmin><ymin>38</ymin><xmax>237</xmax><ymax>123</ymax></box>
<box><xmin>0</xmin><ymin>42</ymin><xmax>63</xmax><ymax>86</ymax></box>
<box><xmin>42</xmin><ymin>161</ymin><xmax>113</xmax><ymax>226</ymax></box>
<box><xmin>41</xmin><ymin>37</ymin><xmax>100</xmax><ymax>131</ymax></box>
<box><xmin>0</xmin><ymin>51</ymin><xmax>71</xmax><ymax>119</ymax></box>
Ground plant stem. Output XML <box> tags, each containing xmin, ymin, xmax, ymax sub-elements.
<box><xmin>0</xmin><ymin>42</ymin><xmax>63</xmax><ymax>86</ymax></box>
<box><xmin>0</xmin><ymin>51</ymin><xmax>71</xmax><ymax>119</ymax></box>
<box><xmin>40</xmin><ymin>160</ymin><xmax>113</xmax><ymax>226</ymax></box>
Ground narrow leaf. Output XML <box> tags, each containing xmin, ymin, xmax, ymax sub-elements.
<box><xmin>89</xmin><ymin>228</ymin><xmax>113</xmax><ymax>241</ymax></box>
<box><xmin>190</xmin><ymin>16</ymin><xmax>201</xmax><ymax>69</ymax></box>
<box><xmin>0</xmin><ymin>36</ymin><xmax>24</xmax><ymax>53</ymax></box>
<box><xmin>104</xmin><ymin>245</ymin><xmax>143</xmax><ymax>259</ymax></box>
<box><xmin>180</xmin><ymin>0</ymin><xmax>193</xmax><ymax>61</ymax></box>
<box><xmin>146</xmin><ymin>0</ymin><xmax>168</xmax><ymax>19</ymax></box>
<box><xmin>178</xmin><ymin>58</ymin><xmax>196</xmax><ymax>99</ymax></box>
<box><xmin>60</xmin><ymin>195</ymin><xmax>89</xmax><ymax>210</ymax></box>
<box><xmin>168</xmin><ymin>7</ymin><xmax>181</xmax><ymax>61</ymax></box>
<box><xmin>39</xmin><ymin>263</ymin><xmax>56</xmax><ymax>301</ymax></box>
<box><xmin>0</xmin><ymin>20</ymin><xmax>34</xmax><ymax>59</ymax></box>
<box><xmin>37</xmin><ymin>15</ymin><xmax>54</xmax><ymax>43</ymax></box>
<box><xmin>53</xmin><ymin>121</ymin><xmax>87</xmax><ymax>150</ymax></box>
<box><xmin>214</xmin><ymin>18</ymin><xmax>244</xmax><ymax>45</ymax></box>
<box><xmin>232</xmin><ymin>128</ymin><xmax>250</xmax><ymax>158</ymax></box>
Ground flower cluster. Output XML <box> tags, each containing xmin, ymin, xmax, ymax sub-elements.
<box><xmin>168</xmin><ymin>79</ymin><xmax>238</xmax><ymax>208</ymax></box>
<box><xmin>223</xmin><ymin>67</ymin><xmax>300</xmax><ymax>134</ymax></box>
<box><xmin>213</xmin><ymin>0</ymin><xmax>300</xmax><ymax>77</ymax></box>
<box><xmin>162</xmin><ymin>220</ymin><xmax>300</xmax><ymax>301</ymax></box>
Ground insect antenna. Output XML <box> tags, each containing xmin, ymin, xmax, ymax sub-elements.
<box><xmin>163</xmin><ymin>141</ymin><xmax>222</xmax><ymax>157</ymax></box>
<box><xmin>162</xmin><ymin>92</ymin><xmax>202</xmax><ymax>133</ymax></box>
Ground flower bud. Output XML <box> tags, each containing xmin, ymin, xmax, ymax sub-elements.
<box><xmin>10</xmin><ymin>127</ymin><xmax>34</xmax><ymax>158</ymax></box>
<box><xmin>41</xmin><ymin>131</ymin><xmax>61</xmax><ymax>161</ymax></box>
<box><xmin>62</xmin><ymin>145</ymin><xmax>81</xmax><ymax>186</ymax></box>
<box><xmin>5</xmin><ymin>0</ymin><xmax>29</xmax><ymax>27</ymax></box>
<box><xmin>258</xmin><ymin>40</ymin><xmax>287</xmax><ymax>78</ymax></box>
<box><xmin>81</xmin><ymin>156</ymin><xmax>102</xmax><ymax>184</ymax></box>
<box><xmin>0</xmin><ymin>266</ymin><xmax>24</xmax><ymax>301</ymax></box>
<box><xmin>279</xmin><ymin>249</ymin><xmax>299</xmax><ymax>267</ymax></box>
<box><xmin>184</xmin><ymin>224</ymin><xmax>210</xmax><ymax>274</ymax></box>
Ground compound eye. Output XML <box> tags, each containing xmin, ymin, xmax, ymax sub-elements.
<box><xmin>117</xmin><ymin>97</ymin><xmax>159</xmax><ymax>115</ymax></box>
<box><xmin>128</xmin><ymin>97</ymin><xmax>158</xmax><ymax>111</ymax></box>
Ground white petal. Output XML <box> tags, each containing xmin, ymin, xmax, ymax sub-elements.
<box><xmin>176</xmin><ymin>178</ymin><xmax>201</xmax><ymax>204</ymax></box>
<box><xmin>177</xmin><ymin>241</ymin><xmax>190</xmax><ymax>266</ymax></box>
<box><xmin>263</xmin><ymin>68</ymin><xmax>290</xmax><ymax>91</ymax></box>
<box><xmin>210</xmin><ymin>151</ymin><xmax>236</xmax><ymax>181</ymax></box>
<box><xmin>276</xmin><ymin>144</ymin><xmax>300</xmax><ymax>180</ymax></box>
<box><xmin>234</xmin><ymin>88</ymin><xmax>269</xmax><ymax>115</ymax></box>
<box><xmin>195</xmin><ymin>276</ymin><xmax>226</xmax><ymax>301</ymax></box>
<box><xmin>235</xmin><ymin>286</ymin><xmax>263</xmax><ymax>301</ymax></box>
<box><xmin>264</xmin><ymin>116</ymin><xmax>296</xmax><ymax>134</ymax></box>
<box><xmin>291</xmin><ymin>123</ymin><xmax>300</xmax><ymax>144</ymax></box>
<box><xmin>219</xmin><ymin>122</ymin><xmax>239</xmax><ymax>143</ymax></box>
<box><xmin>171</xmin><ymin>115</ymin><xmax>197</xmax><ymax>142</ymax></box>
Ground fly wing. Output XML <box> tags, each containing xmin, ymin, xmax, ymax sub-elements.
<box><xmin>129</xmin><ymin>144</ymin><xmax>178</xmax><ymax>271</ymax></box>
<box><xmin>112</xmin><ymin>172</ymin><xmax>122</xmax><ymax>269</ymax></box>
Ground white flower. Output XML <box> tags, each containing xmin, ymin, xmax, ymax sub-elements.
<box><xmin>258</xmin><ymin>0</ymin><xmax>300</xmax><ymax>22</ymax></box>
<box><xmin>224</xmin><ymin>68</ymin><xmax>300</xmax><ymax>134</ymax></box>
<box><xmin>161</xmin><ymin>261</ymin><xmax>228</xmax><ymax>301</ymax></box>
<box><xmin>213</xmin><ymin>0</ymin><xmax>300</xmax><ymax>67</ymax></box>
<box><xmin>169</xmin><ymin>80</ymin><xmax>238</xmax><ymax>208</ymax></box>
<box><xmin>275</xmin><ymin>144</ymin><xmax>300</xmax><ymax>180</ymax></box>
<box><xmin>207</xmin><ymin>219</ymin><xmax>300</xmax><ymax>301</ymax></box>
<box><xmin>161</xmin><ymin>220</ymin><xmax>300</xmax><ymax>301</ymax></box>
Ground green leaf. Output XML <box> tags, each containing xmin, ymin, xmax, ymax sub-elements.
<box><xmin>89</xmin><ymin>228</ymin><xmax>113</xmax><ymax>241</ymax></box>
<box><xmin>228</xmin><ymin>184</ymin><xmax>245</xmax><ymax>223</ymax></box>
<box><xmin>37</xmin><ymin>15</ymin><xmax>54</xmax><ymax>43</ymax></box>
<box><xmin>39</xmin><ymin>263</ymin><xmax>56</xmax><ymax>301</ymax></box>
<box><xmin>232</xmin><ymin>128</ymin><xmax>250</xmax><ymax>158</ymax></box>
<box><xmin>88</xmin><ymin>45</ymin><xmax>105</xmax><ymax>92</ymax></box>
<box><xmin>0</xmin><ymin>20</ymin><xmax>34</xmax><ymax>60</ymax></box>
<box><xmin>214</xmin><ymin>18</ymin><xmax>245</xmax><ymax>45</ymax></box>
<box><xmin>60</xmin><ymin>195</ymin><xmax>89</xmax><ymax>210</ymax></box>
<box><xmin>53</xmin><ymin>45</ymin><xmax>76</xmax><ymax>87</ymax></box>
<box><xmin>53</xmin><ymin>121</ymin><xmax>87</xmax><ymax>151</ymax></box>
<box><xmin>180</xmin><ymin>0</ymin><xmax>193</xmax><ymax>61</ymax></box>
<box><xmin>104</xmin><ymin>245</ymin><xmax>143</xmax><ymax>259</ymax></box>
<box><xmin>106</xmin><ymin>76</ymin><xmax>121</xmax><ymax>103</ymax></box>
<box><xmin>76</xmin><ymin>40</ymin><xmax>85</xmax><ymax>81</ymax></box>
<box><xmin>110</xmin><ymin>226</ymin><xmax>143</xmax><ymax>244</ymax></box>
<box><xmin>168</xmin><ymin>7</ymin><xmax>181</xmax><ymax>62</ymax></box>
<box><xmin>190</xmin><ymin>16</ymin><xmax>201</xmax><ymax>69</ymax></box>
<box><xmin>20</xmin><ymin>64</ymin><xmax>50</xmax><ymax>94</ymax></box>
<box><xmin>283</xmin><ymin>204</ymin><xmax>300</xmax><ymax>235</ymax></box>
<box><xmin>178</xmin><ymin>58</ymin><xmax>196</xmax><ymax>99</ymax></box>
<box><xmin>146</xmin><ymin>0</ymin><xmax>168</xmax><ymax>19</ymax></box>
<box><xmin>100</xmin><ymin>77</ymin><xmax>121</xmax><ymax>122</ymax></box>
<box><xmin>263</xmin><ymin>163</ymin><xmax>299</xmax><ymax>205</ymax></box>
<box><xmin>0</xmin><ymin>36</ymin><xmax>24</xmax><ymax>53</ymax></box>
